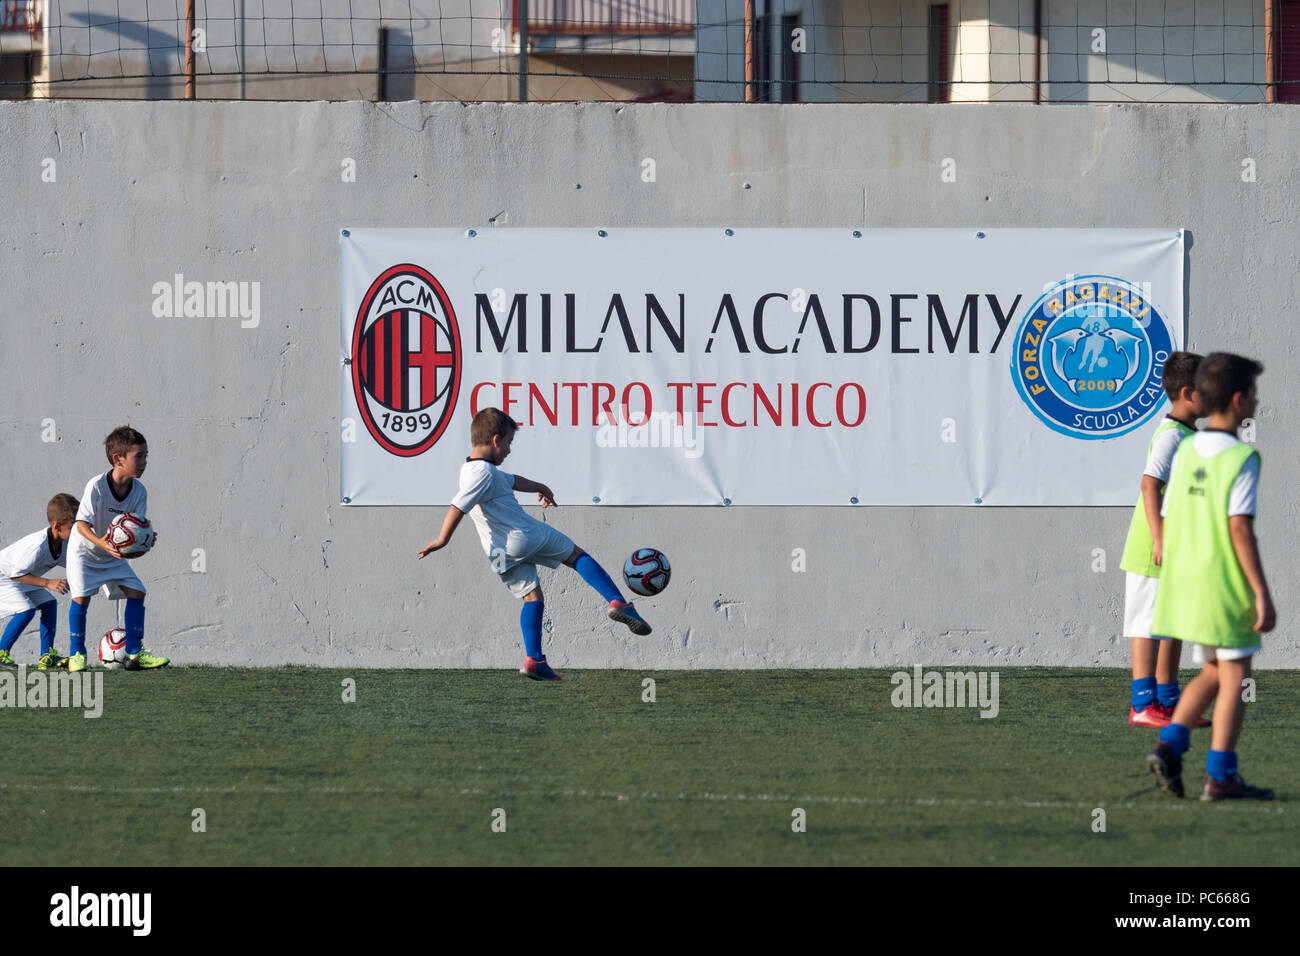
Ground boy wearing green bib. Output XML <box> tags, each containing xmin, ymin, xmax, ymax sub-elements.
<box><xmin>1146</xmin><ymin>353</ymin><xmax>1275</xmax><ymax>801</ymax></box>
<box><xmin>1119</xmin><ymin>352</ymin><xmax>1204</xmax><ymax>727</ymax></box>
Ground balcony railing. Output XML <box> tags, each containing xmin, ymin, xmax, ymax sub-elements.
<box><xmin>0</xmin><ymin>0</ymin><xmax>38</xmax><ymax>36</ymax></box>
<box><xmin>513</xmin><ymin>0</ymin><xmax>694</xmax><ymax>37</ymax></box>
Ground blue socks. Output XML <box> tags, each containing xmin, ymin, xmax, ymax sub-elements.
<box><xmin>524</xmin><ymin>555</ymin><xmax>624</xmax><ymax>661</ymax></box>
<box><xmin>1157</xmin><ymin>722</ymin><xmax>1192</xmax><ymax>756</ymax></box>
<box><xmin>1156</xmin><ymin>726</ymin><xmax>1237</xmax><ymax>783</ymax></box>
<box><xmin>1131</xmin><ymin>677</ymin><xmax>1156</xmax><ymax>711</ymax></box>
<box><xmin>521</xmin><ymin>601</ymin><xmax>544</xmax><ymax>660</ymax></box>
<box><xmin>1206</xmin><ymin>749</ymin><xmax>1237</xmax><ymax>783</ymax></box>
<box><xmin>1132</xmin><ymin>679</ymin><xmax>1180</xmax><ymax>711</ymax></box>
<box><xmin>573</xmin><ymin>554</ymin><xmax>623</xmax><ymax>604</ymax></box>
<box><xmin>1157</xmin><ymin>682</ymin><xmax>1180</xmax><ymax>708</ymax></box>
<box><xmin>69</xmin><ymin>602</ymin><xmax>88</xmax><ymax>657</ymax></box>
<box><xmin>1</xmin><ymin>609</ymin><xmax>35</xmax><ymax>653</ymax></box>
<box><xmin>124</xmin><ymin>598</ymin><xmax>146</xmax><ymax>655</ymax></box>
<box><xmin>38</xmin><ymin>600</ymin><xmax>57</xmax><ymax>655</ymax></box>
<box><xmin>66</xmin><ymin>599</ymin><xmax>146</xmax><ymax>657</ymax></box>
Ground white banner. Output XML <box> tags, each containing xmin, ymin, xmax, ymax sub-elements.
<box><xmin>340</xmin><ymin>228</ymin><xmax>1184</xmax><ymax>505</ymax></box>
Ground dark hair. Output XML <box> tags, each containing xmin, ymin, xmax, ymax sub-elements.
<box><xmin>105</xmin><ymin>426</ymin><xmax>147</xmax><ymax>465</ymax></box>
<box><xmin>47</xmin><ymin>493</ymin><xmax>79</xmax><ymax>524</ymax></box>
<box><xmin>1195</xmin><ymin>352</ymin><xmax>1263</xmax><ymax>415</ymax></box>
<box><xmin>1161</xmin><ymin>351</ymin><xmax>1203</xmax><ymax>401</ymax></box>
<box><xmin>470</xmin><ymin>408</ymin><xmax>518</xmax><ymax>447</ymax></box>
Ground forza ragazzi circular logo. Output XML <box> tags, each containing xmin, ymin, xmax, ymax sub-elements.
<box><xmin>351</xmin><ymin>264</ymin><xmax>461</xmax><ymax>456</ymax></box>
<box><xmin>1011</xmin><ymin>275</ymin><xmax>1176</xmax><ymax>440</ymax></box>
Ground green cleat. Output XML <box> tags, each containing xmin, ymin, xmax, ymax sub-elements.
<box><xmin>0</xmin><ymin>649</ymin><xmax>16</xmax><ymax>668</ymax></box>
<box><xmin>124</xmin><ymin>649</ymin><xmax>169</xmax><ymax>670</ymax></box>
<box><xmin>67</xmin><ymin>653</ymin><xmax>87</xmax><ymax>673</ymax></box>
<box><xmin>36</xmin><ymin>649</ymin><xmax>68</xmax><ymax>671</ymax></box>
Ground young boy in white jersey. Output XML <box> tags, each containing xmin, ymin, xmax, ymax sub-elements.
<box><xmin>1118</xmin><ymin>352</ymin><xmax>1210</xmax><ymax>727</ymax></box>
<box><xmin>418</xmin><ymin>407</ymin><xmax>651</xmax><ymax>681</ymax></box>
<box><xmin>1146</xmin><ymin>353</ymin><xmax>1275</xmax><ymax>800</ymax></box>
<box><xmin>66</xmin><ymin>426</ymin><xmax>169</xmax><ymax>672</ymax></box>
<box><xmin>0</xmin><ymin>494</ymin><xmax>79</xmax><ymax>670</ymax></box>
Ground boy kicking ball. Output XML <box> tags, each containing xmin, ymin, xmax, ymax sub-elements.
<box><xmin>1146</xmin><ymin>353</ymin><xmax>1275</xmax><ymax>801</ymax></box>
<box><xmin>418</xmin><ymin>407</ymin><xmax>650</xmax><ymax>681</ymax></box>
<box><xmin>0</xmin><ymin>494</ymin><xmax>79</xmax><ymax>670</ymax></box>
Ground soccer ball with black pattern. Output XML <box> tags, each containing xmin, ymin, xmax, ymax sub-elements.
<box><xmin>106</xmin><ymin>513</ymin><xmax>155</xmax><ymax>558</ymax></box>
<box><xmin>623</xmin><ymin>548</ymin><xmax>670</xmax><ymax>597</ymax></box>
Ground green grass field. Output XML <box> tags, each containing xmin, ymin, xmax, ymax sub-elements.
<box><xmin>2</xmin><ymin>667</ymin><xmax>1297</xmax><ymax>866</ymax></box>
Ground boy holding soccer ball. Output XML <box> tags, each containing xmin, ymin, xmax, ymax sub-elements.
<box><xmin>1146</xmin><ymin>353</ymin><xmax>1275</xmax><ymax>800</ymax></box>
<box><xmin>66</xmin><ymin>426</ymin><xmax>168</xmax><ymax>672</ymax></box>
<box><xmin>0</xmin><ymin>494</ymin><xmax>79</xmax><ymax>670</ymax></box>
<box><xmin>418</xmin><ymin>408</ymin><xmax>650</xmax><ymax>681</ymax></box>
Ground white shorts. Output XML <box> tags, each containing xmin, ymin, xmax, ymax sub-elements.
<box><xmin>1124</xmin><ymin>573</ymin><xmax>1168</xmax><ymax>640</ymax></box>
<box><xmin>66</xmin><ymin>551</ymin><xmax>146</xmax><ymax>600</ymax></box>
<box><xmin>1192</xmin><ymin>643</ymin><xmax>1261</xmax><ymax>663</ymax></box>
<box><xmin>496</xmin><ymin>524</ymin><xmax>576</xmax><ymax>600</ymax></box>
<box><xmin>0</xmin><ymin>583</ymin><xmax>56</xmax><ymax>617</ymax></box>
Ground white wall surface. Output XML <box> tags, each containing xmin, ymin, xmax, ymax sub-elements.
<box><xmin>1</xmin><ymin>99</ymin><xmax>1296</xmax><ymax>668</ymax></box>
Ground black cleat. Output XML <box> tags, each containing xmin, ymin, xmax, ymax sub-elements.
<box><xmin>1201</xmin><ymin>774</ymin><xmax>1274</xmax><ymax>802</ymax></box>
<box><xmin>1147</xmin><ymin>742</ymin><xmax>1185</xmax><ymax>798</ymax></box>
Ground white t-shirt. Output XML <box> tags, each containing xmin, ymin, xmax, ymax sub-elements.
<box><xmin>1163</xmin><ymin>431</ymin><xmax>1258</xmax><ymax>518</ymax></box>
<box><xmin>451</xmin><ymin>459</ymin><xmax>545</xmax><ymax>559</ymax></box>
<box><xmin>71</xmin><ymin>472</ymin><xmax>148</xmax><ymax>565</ymax></box>
<box><xmin>1143</xmin><ymin>419</ymin><xmax>1191</xmax><ymax>483</ymax></box>
<box><xmin>0</xmin><ymin>528</ymin><xmax>64</xmax><ymax>587</ymax></box>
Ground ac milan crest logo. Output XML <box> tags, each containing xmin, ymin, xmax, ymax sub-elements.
<box><xmin>351</xmin><ymin>264</ymin><xmax>461</xmax><ymax>456</ymax></box>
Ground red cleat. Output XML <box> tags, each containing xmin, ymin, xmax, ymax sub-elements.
<box><xmin>607</xmin><ymin>599</ymin><xmax>652</xmax><ymax>636</ymax></box>
<box><xmin>1129</xmin><ymin>703</ymin><xmax>1173</xmax><ymax>727</ymax></box>
<box><xmin>520</xmin><ymin>657</ymin><xmax>562</xmax><ymax>681</ymax></box>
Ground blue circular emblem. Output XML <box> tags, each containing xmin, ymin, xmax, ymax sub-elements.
<box><xmin>1011</xmin><ymin>275</ymin><xmax>1177</xmax><ymax>440</ymax></box>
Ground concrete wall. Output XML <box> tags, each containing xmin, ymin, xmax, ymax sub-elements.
<box><xmin>2</xmin><ymin>99</ymin><xmax>1298</xmax><ymax>668</ymax></box>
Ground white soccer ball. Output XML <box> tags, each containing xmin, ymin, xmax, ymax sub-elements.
<box><xmin>623</xmin><ymin>548</ymin><xmax>671</xmax><ymax>597</ymax></box>
<box><xmin>106</xmin><ymin>513</ymin><xmax>155</xmax><ymax>558</ymax></box>
<box><xmin>99</xmin><ymin>627</ymin><xmax>126</xmax><ymax>670</ymax></box>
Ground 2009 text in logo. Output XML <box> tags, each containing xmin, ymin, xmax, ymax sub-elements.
<box><xmin>1011</xmin><ymin>275</ymin><xmax>1175</xmax><ymax>440</ymax></box>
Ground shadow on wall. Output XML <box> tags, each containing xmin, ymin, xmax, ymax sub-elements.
<box><xmin>380</xmin><ymin>27</ymin><xmax>415</xmax><ymax>101</ymax></box>
<box><xmin>66</xmin><ymin>13</ymin><xmax>180</xmax><ymax>98</ymax></box>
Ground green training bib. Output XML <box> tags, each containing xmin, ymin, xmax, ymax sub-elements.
<box><xmin>1118</xmin><ymin>418</ymin><xmax>1195</xmax><ymax>578</ymax></box>
<box><xmin>1150</xmin><ymin>439</ymin><xmax>1260</xmax><ymax>647</ymax></box>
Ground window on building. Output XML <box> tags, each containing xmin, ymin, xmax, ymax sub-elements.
<box><xmin>928</xmin><ymin>4</ymin><xmax>951</xmax><ymax>103</ymax></box>
<box><xmin>756</xmin><ymin>10</ymin><xmax>800</xmax><ymax>102</ymax></box>
<box><xmin>1280</xmin><ymin>0</ymin><xmax>1300</xmax><ymax>102</ymax></box>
